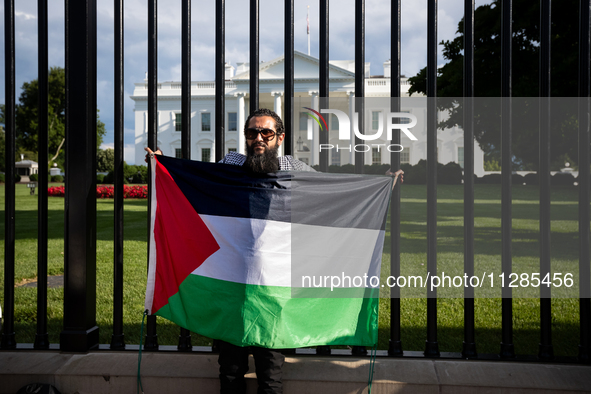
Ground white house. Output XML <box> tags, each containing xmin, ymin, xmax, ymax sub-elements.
<box><xmin>131</xmin><ymin>50</ymin><xmax>485</xmax><ymax>175</ymax></box>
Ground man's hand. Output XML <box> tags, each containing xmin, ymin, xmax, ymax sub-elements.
<box><xmin>144</xmin><ymin>147</ymin><xmax>162</xmax><ymax>163</ymax></box>
<box><xmin>385</xmin><ymin>169</ymin><xmax>404</xmax><ymax>190</ymax></box>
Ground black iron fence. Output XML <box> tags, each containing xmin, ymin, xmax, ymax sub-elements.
<box><xmin>1</xmin><ymin>0</ymin><xmax>590</xmax><ymax>363</ymax></box>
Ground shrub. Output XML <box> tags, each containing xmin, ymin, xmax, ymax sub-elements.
<box><xmin>50</xmin><ymin>175</ymin><xmax>63</xmax><ymax>183</ymax></box>
<box><xmin>0</xmin><ymin>173</ymin><xmax>4</xmax><ymax>183</ymax></box>
<box><xmin>15</xmin><ymin>174</ymin><xmax>21</xmax><ymax>183</ymax></box>
<box><xmin>96</xmin><ymin>174</ymin><xmax>105</xmax><ymax>184</ymax></box>
<box><xmin>363</xmin><ymin>164</ymin><xmax>392</xmax><ymax>175</ymax></box>
<box><xmin>511</xmin><ymin>173</ymin><xmax>524</xmax><ymax>185</ymax></box>
<box><xmin>124</xmin><ymin>164</ymin><xmax>148</xmax><ymax>184</ymax></box>
<box><xmin>339</xmin><ymin>164</ymin><xmax>355</xmax><ymax>174</ymax></box>
<box><xmin>552</xmin><ymin>172</ymin><xmax>575</xmax><ymax>186</ymax></box>
<box><xmin>328</xmin><ymin>164</ymin><xmax>354</xmax><ymax>174</ymax></box>
<box><xmin>439</xmin><ymin>162</ymin><xmax>463</xmax><ymax>185</ymax></box>
<box><xmin>523</xmin><ymin>173</ymin><xmax>539</xmax><ymax>185</ymax></box>
<box><xmin>483</xmin><ymin>159</ymin><xmax>502</xmax><ymax>171</ymax></box>
<box><xmin>404</xmin><ymin>159</ymin><xmax>427</xmax><ymax>184</ymax></box>
<box><xmin>480</xmin><ymin>174</ymin><xmax>501</xmax><ymax>184</ymax></box>
<box><xmin>29</xmin><ymin>174</ymin><xmax>38</xmax><ymax>182</ymax></box>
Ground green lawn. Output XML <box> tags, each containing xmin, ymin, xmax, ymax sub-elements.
<box><xmin>0</xmin><ymin>183</ymin><xmax>585</xmax><ymax>357</ymax></box>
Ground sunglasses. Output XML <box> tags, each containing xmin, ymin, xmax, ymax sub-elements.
<box><xmin>244</xmin><ymin>128</ymin><xmax>276</xmax><ymax>141</ymax></box>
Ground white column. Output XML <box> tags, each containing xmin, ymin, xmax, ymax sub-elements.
<box><xmin>236</xmin><ymin>92</ymin><xmax>246</xmax><ymax>155</ymax></box>
<box><xmin>309</xmin><ymin>91</ymin><xmax>319</xmax><ymax>166</ymax></box>
<box><xmin>272</xmin><ymin>92</ymin><xmax>284</xmax><ymax>156</ymax></box>
<box><xmin>272</xmin><ymin>92</ymin><xmax>283</xmax><ymax>119</ymax></box>
<box><xmin>347</xmin><ymin>91</ymin><xmax>355</xmax><ymax>165</ymax></box>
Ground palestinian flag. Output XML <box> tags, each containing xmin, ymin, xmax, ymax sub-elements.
<box><xmin>145</xmin><ymin>155</ymin><xmax>393</xmax><ymax>349</ymax></box>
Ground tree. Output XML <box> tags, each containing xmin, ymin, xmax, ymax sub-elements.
<box><xmin>408</xmin><ymin>0</ymin><xmax>581</xmax><ymax>170</ymax></box>
<box><xmin>15</xmin><ymin>66</ymin><xmax>106</xmax><ymax>168</ymax></box>
<box><xmin>97</xmin><ymin>148</ymin><xmax>115</xmax><ymax>173</ymax></box>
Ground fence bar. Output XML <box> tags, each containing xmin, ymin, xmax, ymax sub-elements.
<box><xmin>424</xmin><ymin>0</ymin><xmax>439</xmax><ymax>358</ymax></box>
<box><xmin>354</xmin><ymin>0</ymin><xmax>364</xmax><ymax>176</ymax></box>
<box><xmin>578</xmin><ymin>0</ymin><xmax>591</xmax><ymax>363</ymax></box>
<box><xmin>352</xmin><ymin>0</ymin><xmax>366</xmax><ymax>355</ymax></box>
<box><xmin>111</xmin><ymin>0</ymin><xmax>125</xmax><ymax>350</ymax></box>
<box><xmin>500</xmin><ymin>0</ymin><xmax>515</xmax><ymax>359</ymax></box>
<box><xmin>284</xmin><ymin>0</ymin><xmax>294</xmax><ymax>155</ymax></box>
<box><xmin>60</xmin><ymin>0</ymin><xmax>99</xmax><ymax>352</ymax></box>
<box><xmin>181</xmin><ymin>0</ymin><xmax>191</xmax><ymax>161</ymax></box>
<box><xmin>177</xmin><ymin>0</ymin><xmax>193</xmax><ymax>351</ymax></box>
<box><xmin>145</xmin><ymin>0</ymin><xmax>159</xmax><ymax>350</ymax></box>
<box><xmin>318</xmin><ymin>0</ymin><xmax>329</xmax><ymax>172</ymax></box>
<box><xmin>388</xmin><ymin>0</ymin><xmax>403</xmax><ymax>357</ymax></box>
<box><xmin>215</xmin><ymin>0</ymin><xmax>225</xmax><ymax>162</ymax></box>
<box><xmin>462</xmin><ymin>0</ymin><xmax>476</xmax><ymax>358</ymax></box>
<box><xmin>315</xmin><ymin>3</ymin><xmax>330</xmax><ymax>353</ymax></box>
<box><xmin>34</xmin><ymin>0</ymin><xmax>50</xmax><ymax>350</ymax></box>
<box><xmin>1</xmin><ymin>0</ymin><xmax>16</xmax><ymax>350</ymax></box>
<box><xmin>250</xmin><ymin>0</ymin><xmax>259</xmax><ymax>113</ymax></box>
<box><xmin>538</xmin><ymin>0</ymin><xmax>553</xmax><ymax>361</ymax></box>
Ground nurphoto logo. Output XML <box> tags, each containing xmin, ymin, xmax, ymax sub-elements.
<box><xmin>303</xmin><ymin>107</ymin><xmax>419</xmax><ymax>153</ymax></box>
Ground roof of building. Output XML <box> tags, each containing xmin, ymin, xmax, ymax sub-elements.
<box><xmin>15</xmin><ymin>160</ymin><xmax>38</xmax><ymax>167</ymax></box>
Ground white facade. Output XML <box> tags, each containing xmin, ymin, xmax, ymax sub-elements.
<box><xmin>131</xmin><ymin>51</ymin><xmax>485</xmax><ymax>175</ymax></box>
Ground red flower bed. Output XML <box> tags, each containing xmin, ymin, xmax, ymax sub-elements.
<box><xmin>48</xmin><ymin>185</ymin><xmax>65</xmax><ymax>197</ymax></box>
<box><xmin>123</xmin><ymin>185</ymin><xmax>148</xmax><ymax>199</ymax></box>
<box><xmin>48</xmin><ymin>185</ymin><xmax>148</xmax><ymax>199</ymax></box>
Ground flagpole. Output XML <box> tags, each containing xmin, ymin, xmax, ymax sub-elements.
<box><xmin>307</xmin><ymin>5</ymin><xmax>310</xmax><ymax>56</ymax></box>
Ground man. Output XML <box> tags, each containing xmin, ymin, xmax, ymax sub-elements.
<box><xmin>215</xmin><ymin>108</ymin><xmax>308</xmax><ymax>394</ymax></box>
<box><xmin>146</xmin><ymin>108</ymin><xmax>403</xmax><ymax>394</ymax></box>
<box><xmin>220</xmin><ymin>107</ymin><xmax>315</xmax><ymax>173</ymax></box>
<box><xmin>146</xmin><ymin>108</ymin><xmax>309</xmax><ymax>394</ymax></box>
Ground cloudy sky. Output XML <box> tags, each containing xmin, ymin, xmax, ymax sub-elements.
<box><xmin>0</xmin><ymin>0</ymin><xmax>489</xmax><ymax>164</ymax></box>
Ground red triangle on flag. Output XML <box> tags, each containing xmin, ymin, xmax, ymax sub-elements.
<box><xmin>151</xmin><ymin>159</ymin><xmax>220</xmax><ymax>314</ymax></box>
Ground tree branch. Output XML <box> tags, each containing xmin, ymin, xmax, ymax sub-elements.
<box><xmin>49</xmin><ymin>137</ymin><xmax>65</xmax><ymax>164</ymax></box>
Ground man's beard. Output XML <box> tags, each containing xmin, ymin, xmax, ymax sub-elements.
<box><xmin>244</xmin><ymin>142</ymin><xmax>280</xmax><ymax>173</ymax></box>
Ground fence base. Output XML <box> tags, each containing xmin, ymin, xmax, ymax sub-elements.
<box><xmin>2</xmin><ymin>350</ymin><xmax>591</xmax><ymax>394</ymax></box>
<box><xmin>388</xmin><ymin>339</ymin><xmax>403</xmax><ymax>356</ymax></box>
<box><xmin>60</xmin><ymin>326</ymin><xmax>99</xmax><ymax>352</ymax></box>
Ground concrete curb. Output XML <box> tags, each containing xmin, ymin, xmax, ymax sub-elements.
<box><xmin>1</xmin><ymin>351</ymin><xmax>590</xmax><ymax>394</ymax></box>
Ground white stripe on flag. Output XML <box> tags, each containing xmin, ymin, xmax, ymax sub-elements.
<box><xmin>194</xmin><ymin>214</ymin><xmax>384</xmax><ymax>288</ymax></box>
<box><xmin>145</xmin><ymin>156</ymin><xmax>159</xmax><ymax>314</ymax></box>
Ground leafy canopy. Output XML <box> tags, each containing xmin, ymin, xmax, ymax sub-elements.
<box><xmin>15</xmin><ymin>66</ymin><xmax>106</xmax><ymax>168</ymax></box>
<box><xmin>408</xmin><ymin>0</ymin><xmax>581</xmax><ymax>170</ymax></box>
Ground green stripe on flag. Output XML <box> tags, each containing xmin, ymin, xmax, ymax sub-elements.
<box><xmin>156</xmin><ymin>274</ymin><xmax>379</xmax><ymax>349</ymax></box>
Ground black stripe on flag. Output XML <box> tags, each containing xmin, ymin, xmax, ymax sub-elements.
<box><xmin>157</xmin><ymin>155</ymin><xmax>392</xmax><ymax>230</ymax></box>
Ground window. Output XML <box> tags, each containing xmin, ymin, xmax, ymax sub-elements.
<box><xmin>201</xmin><ymin>148</ymin><xmax>211</xmax><ymax>162</ymax></box>
<box><xmin>331</xmin><ymin>151</ymin><xmax>341</xmax><ymax>166</ymax></box>
<box><xmin>299</xmin><ymin>112</ymin><xmax>308</xmax><ymax>131</ymax></box>
<box><xmin>400</xmin><ymin>148</ymin><xmax>410</xmax><ymax>164</ymax></box>
<box><xmin>228</xmin><ymin>148</ymin><xmax>237</xmax><ymax>153</ymax></box>
<box><xmin>331</xmin><ymin>114</ymin><xmax>339</xmax><ymax>131</ymax></box>
<box><xmin>372</xmin><ymin>111</ymin><xmax>380</xmax><ymax>130</ymax></box>
<box><xmin>175</xmin><ymin>148</ymin><xmax>182</xmax><ymax>159</ymax></box>
<box><xmin>201</xmin><ymin>113</ymin><xmax>211</xmax><ymax>131</ymax></box>
<box><xmin>372</xmin><ymin>147</ymin><xmax>381</xmax><ymax>164</ymax></box>
<box><xmin>458</xmin><ymin>147</ymin><xmax>464</xmax><ymax>169</ymax></box>
<box><xmin>175</xmin><ymin>113</ymin><xmax>182</xmax><ymax>131</ymax></box>
<box><xmin>228</xmin><ymin>112</ymin><xmax>237</xmax><ymax>131</ymax></box>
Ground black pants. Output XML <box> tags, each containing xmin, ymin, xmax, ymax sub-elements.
<box><xmin>218</xmin><ymin>340</ymin><xmax>285</xmax><ymax>394</ymax></box>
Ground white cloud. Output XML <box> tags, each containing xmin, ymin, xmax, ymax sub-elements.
<box><xmin>15</xmin><ymin>11</ymin><xmax>36</xmax><ymax>20</ymax></box>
